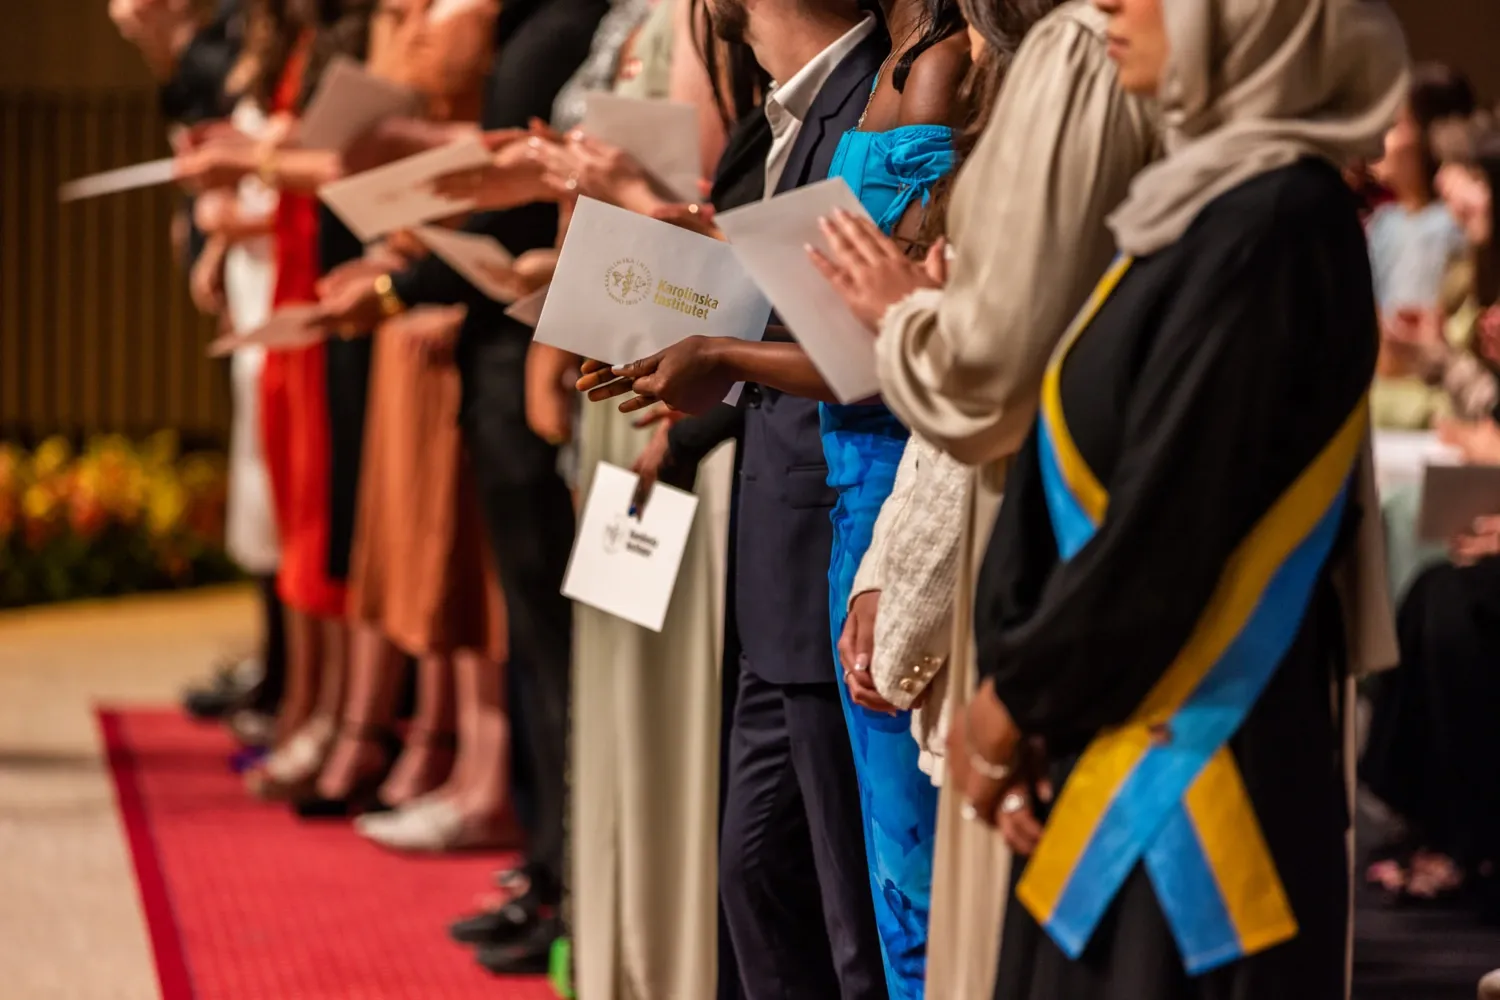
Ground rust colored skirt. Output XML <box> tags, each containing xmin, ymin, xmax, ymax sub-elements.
<box><xmin>347</xmin><ymin>320</ymin><xmax>505</xmax><ymax>662</ymax></box>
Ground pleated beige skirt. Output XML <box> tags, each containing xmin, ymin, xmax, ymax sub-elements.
<box><xmin>923</xmin><ymin>470</ymin><xmax>1012</xmax><ymax>1000</ymax></box>
<box><xmin>570</xmin><ymin>402</ymin><xmax>732</xmax><ymax>1000</ymax></box>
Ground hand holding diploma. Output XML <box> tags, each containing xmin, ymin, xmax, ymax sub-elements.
<box><xmin>808</xmin><ymin>209</ymin><xmax>948</xmax><ymax>330</ymax></box>
<box><xmin>577</xmin><ymin>338</ymin><xmax>739</xmax><ymax>416</ymax></box>
<box><xmin>427</xmin><ymin>130</ymin><xmax>549</xmax><ymax>210</ymax></box>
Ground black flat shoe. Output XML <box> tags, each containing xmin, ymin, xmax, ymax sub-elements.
<box><xmin>292</xmin><ymin>789</ymin><xmax>395</xmax><ymax>819</ymax></box>
<box><xmin>474</xmin><ymin>917</ymin><xmax>559</xmax><ymax>976</ymax></box>
<box><xmin>182</xmin><ymin>659</ymin><xmax>263</xmax><ymax>720</ymax></box>
<box><xmin>450</xmin><ymin>891</ymin><xmax>550</xmax><ymax>946</ymax></box>
<box><xmin>292</xmin><ymin>725</ymin><xmax>400</xmax><ymax>821</ymax></box>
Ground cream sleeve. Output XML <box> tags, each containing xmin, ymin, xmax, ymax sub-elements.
<box><xmin>875</xmin><ymin>9</ymin><xmax>1157</xmax><ymax>466</ymax></box>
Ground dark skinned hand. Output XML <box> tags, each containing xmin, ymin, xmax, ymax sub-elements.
<box><xmin>576</xmin><ymin>336</ymin><xmax>736</xmax><ymax>415</ymax></box>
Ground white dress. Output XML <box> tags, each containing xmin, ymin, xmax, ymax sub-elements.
<box><xmin>221</xmin><ymin>101</ymin><xmax>280</xmax><ymax>576</ymax></box>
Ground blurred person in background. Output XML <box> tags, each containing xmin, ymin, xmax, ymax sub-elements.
<box><xmin>296</xmin><ymin>2</ymin><xmax>517</xmax><ymax>854</ymax></box>
<box><xmin>1363</xmin><ymin>123</ymin><xmax>1500</xmax><ymax>917</ymax></box>
<box><xmin>174</xmin><ymin>0</ymin><xmax>376</xmax><ymax>801</ymax></box>
<box><xmin>109</xmin><ymin>0</ymin><xmax>292</xmax><ymax>741</ymax></box>
<box><xmin>314</xmin><ymin>0</ymin><xmax>610</xmax><ymax>974</ymax></box>
<box><xmin>1369</xmin><ymin>63</ymin><xmax>1476</xmax><ymax>430</ymax></box>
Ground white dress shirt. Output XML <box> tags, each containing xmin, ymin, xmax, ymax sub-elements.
<box><xmin>762</xmin><ymin>15</ymin><xmax>877</xmax><ymax>197</ymax></box>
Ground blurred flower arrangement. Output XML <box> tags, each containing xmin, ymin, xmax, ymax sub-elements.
<box><xmin>0</xmin><ymin>432</ymin><xmax>238</xmax><ymax>607</ymax></box>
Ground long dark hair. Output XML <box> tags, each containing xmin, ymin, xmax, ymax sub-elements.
<box><xmin>1410</xmin><ymin>62</ymin><xmax>1477</xmax><ymax>193</ymax></box>
<box><xmin>918</xmin><ymin>0</ymin><xmax>1061</xmax><ymax>243</ymax></box>
<box><xmin>892</xmin><ymin>0</ymin><xmax>964</xmax><ymax>92</ymax></box>
<box><xmin>692</xmin><ymin>0</ymin><xmax>769</xmax><ymax>127</ymax></box>
<box><xmin>236</xmin><ymin>0</ymin><xmax>374</xmax><ymax>111</ymax></box>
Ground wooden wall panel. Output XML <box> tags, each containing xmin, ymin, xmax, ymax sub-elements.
<box><xmin>0</xmin><ymin>92</ymin><xmax>227</xmax><ymax>445</ymax></box>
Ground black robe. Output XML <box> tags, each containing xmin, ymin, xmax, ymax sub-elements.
<box><xmin>975</xmin><ymin>159</ymin><xmax>1376</xmax><ymax>1000</ymax></box>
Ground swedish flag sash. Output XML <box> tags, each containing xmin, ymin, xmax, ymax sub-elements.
<box><xmin>1019</xmin><ymin>256</ymin><xmax>1367</xmax><ymax>974</ymax></box>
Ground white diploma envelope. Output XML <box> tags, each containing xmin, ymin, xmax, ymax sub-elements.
<box><xmin>318</xmin><ymin>137</ymin><xmax>494</xmax><ymax>242</ymax></box>
<box><xmin>715</xmin><ymin>178</ymin><xmax>879</xmax><ymax>402</ymax></box>
<box><xmin>207</xmin><ymin>304</ymin><xmax>326</xmax><ymax>357</ymax></box>
<box><xmin>534</xmin><ymin>196</ymin><xmax>771</xmax><ymax>364</ymax></box>
<box><xmin>579</xmin><ymin>93</ymin><xmax>702</xmax><ymax>203</ymax></box>
<box><xmin>505</xmin><ymin>283</ymin><xmax>550</xmax><ymax>328</ymax></box>
<box><xmin>413</xmin><ymin>225</ymin><xmax>518</xmax><ymax>302</ymax></box>
<box><xmin>1417</xmin><ymin>463</ymin><xmax>1500</xmax><ymax>540</ymax></box>
<box><xmin>59</xmin><ymin>158</ymin><xmax>177</xmax><ymax>202</ymax></box>
<box><xmin>297</xmin><ymin>55</ymin><xmax>423</xmax><ymax>152</ymax></box>
<box><xmin>562</xmin><ymin>462</ymin><xmax>699</xmax><ymax>632</ymax></box>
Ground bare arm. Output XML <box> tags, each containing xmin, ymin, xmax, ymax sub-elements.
<box><xmin>262</xmin><ymin>148</ymin><xmax>345</xmax><ymax>194</ymax></box>
<box><xmin>705</xmin><ymin>337</ymin><xmax>838</xmax><ymax>403</ymax></box>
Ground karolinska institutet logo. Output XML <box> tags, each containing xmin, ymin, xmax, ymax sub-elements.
<box><xmin>602</xmin><ymin>514</ymin><xmax>660</xmax><ymax>558</ymax></box>
<box><xmin>605</xmin><ymin>259</ymin><xmax>653</xmax><ymax>305</ymax></box>
<box><xmin>604</xmin><ymin>258</ymin><xmax>724</xmax><ymax>322</ymax></box>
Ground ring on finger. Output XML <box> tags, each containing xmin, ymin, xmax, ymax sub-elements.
<box><xmin>960</xmin><ymin>802</ymin><xmax>979</xmax><ymax>823</ymax></box>
<box><xmin>565</xmin><ymin>174</ymin><xmax>579</xmax><ymax>192</ymax></box>
<box><xmin>1001</xmin><ymin>791</ymin><xmax>1027</xmax><ymax>816</ymax></box>
<box><xmin>843</xmin><ymin>670</ymin><xmax>853</xmax><ymax>685</ymax></box>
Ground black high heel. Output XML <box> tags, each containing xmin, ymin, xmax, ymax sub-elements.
<box><xmin>292</xmin><ymin>725</ymin><xmax>401</xmax><ymax>820</ymax></box>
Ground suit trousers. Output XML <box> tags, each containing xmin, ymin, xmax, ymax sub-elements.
<box><xmin>720</xmin><ymin>664</ymin><xmax>887</xmax><ymax>1000</ymax></box>
<box><xmin>461</xmin><ymin>331</ymin><xmax>575</xmax><ymax>901</ymax></box>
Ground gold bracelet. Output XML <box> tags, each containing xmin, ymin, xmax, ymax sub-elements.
<box><xmin>372</xmin><ymin>273</ymin><xmax>406</xmax><ymax>320</ymax></box>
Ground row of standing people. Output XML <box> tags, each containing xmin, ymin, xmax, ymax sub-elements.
<box><xmin>121</xmin><ymin>0</ymin><xmax>1431</xmax><ymax>996</ymax></box>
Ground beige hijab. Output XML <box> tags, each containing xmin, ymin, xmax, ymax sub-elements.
<box><xmin>1108</xmin><ymin>0</ymin><xmax>1409</xmax><ymax>256</ymax></box>
<box><xmin>1109</xmin><ymin>0</ymin><xmax>1410</xmax><ymax>682</ymax></box>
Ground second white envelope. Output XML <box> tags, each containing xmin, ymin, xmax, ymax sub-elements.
<box><xmin>534</xmin><ymin>197</ymin><xmax>771</xmax><ymax>365</ymax></box>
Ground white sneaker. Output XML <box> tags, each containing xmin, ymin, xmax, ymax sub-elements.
<box><xmin>358</xmin><ymin>798</ymin><xmax>499</xmax><ymax>853</ymax></box>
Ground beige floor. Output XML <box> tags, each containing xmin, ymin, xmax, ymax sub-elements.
<box><xmin>0</xmin><ymin>585</ymin><xmax>257</xmax><ymax>1000</ymax></box>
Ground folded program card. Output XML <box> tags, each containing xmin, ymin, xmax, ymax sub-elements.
<box><xmin>59</xmin><ymin>158</ymin><xmax>177</xmax><ymax>202</ymax></box>
<box><xmin>533</xmin><ymin>196</ymin><xmax>771</xmax><ymax>365</ymax></box>
<box><xmin>504</xmin><ymin>283</ymin><xmax>550</xmax><ymax>328</ymax></box>
<box><xmin>297</xmin><ymin>55</ymin><xmax>423</xmax><ymax>152</ymax></box>
<box><xmin>207</xmin><ymin>304</ymin><xmax>325</xmax><ymax>358</ymax></box>
<box><xmin>562</xmin><ymin>462</ymin><xmax>699</xmax><ymax>632</ymax></box>
<box><xmin>413</xmin><ymin>225</ymin><xmax>519</xmax><ymax>302</ymax></box>
<box><xmin>1417</xmin><ymin>463</ymin><xmax>1500</xmax><ymax>541</ymax></box>
<box><xmin>317</xmin><ymin>137</ymin><xmax>493</xmax><ymax>242</ymax></box>
<box><xmin>579</xmin><ymin>93</ymin><xmax>702</xmax><ymax>203</ymax></box>
<box><xmin>715</xmin><ymin>178</ymin><xmax>879</xmax><ymax>403</ymax></box>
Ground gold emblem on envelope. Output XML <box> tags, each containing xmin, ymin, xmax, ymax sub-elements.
<box><xmin>605</xmin><ymin>258</ymin><xmax>652</xmax><ymax>305</ymax></box>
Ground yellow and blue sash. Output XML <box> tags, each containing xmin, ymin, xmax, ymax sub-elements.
<box><xmin>1020</xmin><ymin>256</ymin><xmax>1367</xmax><ymax>974</ymax></box>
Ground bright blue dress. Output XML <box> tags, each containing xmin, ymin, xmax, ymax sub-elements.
<box><xmin>822</xmin><ymin>123</ymin><xmax>952</xmax><ymax>1000</ymax></box>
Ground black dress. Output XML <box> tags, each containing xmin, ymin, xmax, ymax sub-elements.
<box><xmin>319</xmin><ymin>209</ymin><xmax>370</xmax><ymax>580</ymax></box>
<box><xmin>975</xmin><ymin>160</ymin><xmax>1375</xmax><ymax>1000</ymax></box>
<box><xmin>1361</xmin><ymin>558</ymin><xmax>1500</xmax><ymax>881</ymax></box>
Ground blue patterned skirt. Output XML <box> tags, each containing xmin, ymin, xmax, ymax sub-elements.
<box><xmin>821</xmin><ymin>401</ymin><xmax>940</xmax><ymax>1000</ymax></box>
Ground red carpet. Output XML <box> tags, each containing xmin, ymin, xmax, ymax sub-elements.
<box><xmin>99</xmin><ymin>707</ymin><xmax>551</xmax><ymax>1000</ymax></box>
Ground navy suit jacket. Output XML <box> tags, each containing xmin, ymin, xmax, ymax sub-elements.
<box><xmin>734</xmin><ymin>29</ymin><xmax>887</xmax><ymax>686</ymax></box>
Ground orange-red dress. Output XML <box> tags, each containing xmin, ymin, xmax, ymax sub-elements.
<box><xmin>345</xmin><ymin>0</ymin><xmax>504</xmax><ymax>659</ymax></box>
<box><xmin>259</xmin><ymin>38</ymin><xmax>348</xmax><ymax>619</ymax></box>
